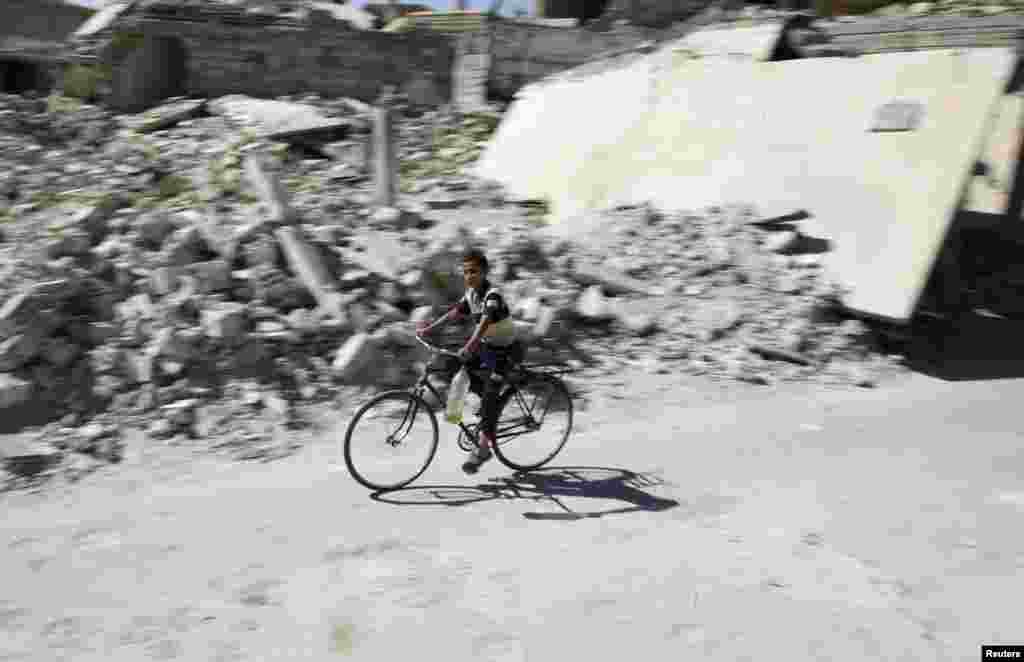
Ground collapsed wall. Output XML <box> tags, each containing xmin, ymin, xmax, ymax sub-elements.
<box><xmin>476</xmin><ymin>21</ymin><xmax>1018</xmax><ymax>322</ymax></box>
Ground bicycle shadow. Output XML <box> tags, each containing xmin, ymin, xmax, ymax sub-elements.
<box><xmin>369</xmin><ymin>466</ymin><xmax>681</xmax><ymax>520</ymax></box>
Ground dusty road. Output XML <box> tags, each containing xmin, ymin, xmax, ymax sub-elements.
<box><xmin>1</xmin><ymin>368</ymin><xmax>1022</xmax><ymax>662</ymax></box>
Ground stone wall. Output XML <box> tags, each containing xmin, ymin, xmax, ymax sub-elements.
<box><xmin>108</xmin><ymin>19</ymin><xmax>454</xmax><ymax>111</ymax></box>
<box><xmin>0</xmin><ymin>0</ymin><xmax>94</xmax><ymax>42</ymax></box>
<box><xmin>488</xmin><ymin>20</ymin><xmax>651</xmax><ymax>98</ymax></box>
<box><xmin>598</xmin><ymin>0</ymin><xmax>717</xmax><ymax>28</ymax></box>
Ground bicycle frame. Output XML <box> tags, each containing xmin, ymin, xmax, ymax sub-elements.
<box><xmin>405</xmin><ymin>335</ymin><xmax>564</xmax><ymax>446</ymax></box>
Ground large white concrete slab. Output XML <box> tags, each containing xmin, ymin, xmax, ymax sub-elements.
<box><xmin>479</xmin><ymin>41</ymin><xmax>1016</xmax><ymax>322</ymax></box>
<box><xmin>798</xmin><ymin>49</ymin><xmax>1016</xmax><ymax>322</ymax></box>
<box><xmin>474</xmin><ymin>23</ymin><xmax>785</xmax><ymax>209</ymax></box>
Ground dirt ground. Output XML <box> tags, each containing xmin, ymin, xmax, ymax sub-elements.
<box><xmin>1</xmin><ymin>365</ymin><xmax>1022</xmax><ymax>662</ymax></box>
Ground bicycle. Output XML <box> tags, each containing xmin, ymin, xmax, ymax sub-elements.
<box><xmin>342</xmin><ymin>334</ymin><xmax>575</xmax><ymax>491</ymax></box>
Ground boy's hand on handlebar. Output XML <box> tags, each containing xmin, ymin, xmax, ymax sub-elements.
<box><xmin>415</xmin><ymin>320</ymin><xmax>431</xmax><ymax>337</ymax></box>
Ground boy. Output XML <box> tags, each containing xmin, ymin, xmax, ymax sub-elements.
<box><xmin>416</xmin><ymin>248</ymin><xmax>524</xmax><ymax>474</ymax></box>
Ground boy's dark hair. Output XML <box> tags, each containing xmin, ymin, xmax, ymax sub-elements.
<box><xmin>462</xmin><ymin>248</ymin><xmax>489</xmax><ymax>273</ymax></box>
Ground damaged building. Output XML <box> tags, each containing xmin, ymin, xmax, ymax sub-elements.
<box><xmin>0</xmin><ymin>0</ymin><xmax>96</xmax><ymax>95</ymax></box>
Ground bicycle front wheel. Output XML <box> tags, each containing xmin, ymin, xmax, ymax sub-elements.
<box><xmin>343</xmin><ymin>391</ymin><xmax>439</xmax><ymax>491</ymax></box>
<box><xmin>491</xmin><ymin>374</ymin><xmax>573</xmax><ymax>472</ymax></box>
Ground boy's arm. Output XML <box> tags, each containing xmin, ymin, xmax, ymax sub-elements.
<box><xmin>461</xmin><ymin>317</ymin><xmax>491</xmax><ymax>356</ymax></box>
<box><xmin>419</xmin><ymin>301</ymin><xmax>468</xmax><ymax>334</ymax></box>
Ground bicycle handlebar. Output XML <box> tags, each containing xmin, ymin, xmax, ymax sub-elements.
<box><xmin>415</xmin><ymin>333</ymin><xmax>461</xmax><ymax>359</ymax></box>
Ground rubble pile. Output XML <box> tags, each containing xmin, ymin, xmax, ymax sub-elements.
<box><xmin>554</xmin><ymin>205</ymin><xmax>902</xmax><ymax>388</ymax></box>
<box><xmin>0</xmin><ymin>90</ymin><xmax>906</xmax><ymax>479</ymax></box>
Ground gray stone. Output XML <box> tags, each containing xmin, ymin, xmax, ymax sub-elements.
<box><xmin>275</xmin><ymin>226</ymin><xmax>342</xmax><ymax>317</ymax></box>
<box><xmin>163</xmin><ymin>226</ymin><xmax>208</xmax><ymax>267</ymax></box>
<box><xmin>332</xmin><ymin>332</ymin><xmax>378</xmax><ymax>382</ymax></box>
<box><xmin>46</xmin><ymin>228</ymin><xmax>91</xmax><ymax>259</ymax></box>
<box><xmin>690</xmin><ymin>299</ymin><xmax>745</xmax><ymax>342</ymax></box>
<box><xmin>188</xmin><ymin>259</ymin><xmax>233</xmax><ymax>294</ymax></box>
<box><xmin>150</xmin><ymin>266</ymin><xmax>182</xmax><ymax>297</ymax></box>
<box><xmin>410</xmin><ymin>305</ymin><xmax>434</xmax><ymax>325</ymax></box>
<box><xmin>370</xmin><ymin>206</ymin><xmax>418</xmax><ymax>230</ymax></box>
<box><xmin>0</xmin><ymin>280</ymin><xmax>70</xmax><ymax>340</ymax></box>
<box><xmin>762</xmin><ymin>230</ymin><xmax>801</xmax><ymax>255</ymax></box>
<box><xmin>0</xmin><ymin>332</ymin><xmax>45</xmax><ymax>372</ymax></box>
<box><xmin>40</xmin><ymin>337</ymin><xmax>79</xmax><ymax>368</ymax></box>
<box><xmin>533</xmin><ymin>305</ymin><xmax>562</xmax><ymax>338</ymax></box>
<box><xmin>0</xmin><ymin>373</ymin><xmax>33</xmax><ymax>409</ymax></box>
<box><xmin>243</xmin><ymin>236</ymin><xmax>280</xmax><ymax>267</ymax></box>
<box><xmin>122</xmin><ymin>351</ymin><xmax>156</xmax><ymax>385</ymax></box>
<box><xmin>244</xmin><ymin>154</ymin><xmax>297</xmax><ymax>225</ymax></box>
<box><xmin>2</xmin><ymin>441</ymin><xmax>58</xmax><ymax>477</ymax></box>
<box><xmin>148</xmin><ymin>418</ymin><xmax>175</xmax><ymax>439</ymax></box>
<box><xmin>201</xmin><ymin>302</ymin><xmax>248</xmax><ymax>344</ymax></box>
<box><xmin>178</xmin><ymin>209</ymin><xmax>236</xmax><ymax>260</ymax></box>
<box><xmin>516</xmin><ymin>296</ymin><xmax>543</xmax><ymax>321</ymax></box>
<box><xmin>570</xmin><ymin>263</ymin><xmax>659</xmax><ymax>296</ymax></box>
<box><xmin>89</xmin><ymin>322</ymin><xmax>120</xmax><ymax>345</ymax></box>
<box><xmin>576</xmin><ymin>286</ymin><xmax>615</xmax><ymax>322</ymax></box>
<box><xmin>162</xmin><ymin>398</ymin><xmax>199</xmax><ymax>427</ymax></box>
<box><xmin>150</xmin><ymin>328</ymin><xmax>197</xmax><ymax>362</ymax></box>
<box><xmin>617</xmin><ymin>310</ymin><xmax>658</xmax><ymax>337</ymax></box>
<box><xmin>136</xmin><ymin>210</ymin><xmax>177</xmax><ymax>247</ymax></box>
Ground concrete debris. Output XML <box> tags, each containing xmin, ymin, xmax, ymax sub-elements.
<box><xmin>576</xmin><ymin>286</ymin><xmax>616</xmax><ymax>323</ymax></box>
<box><xmin>244</xmin><ymin>154</ymin><xmax>298</xmax><ymax>225</ymax></box>
<box><xmin>206</xmin><ymin>95</ymin><xmax>350</xmax><ymax>144</ymax></box>
<box><xmin>0</xmin><ymin>87</ymin><xmax>909</xmax><ymax>480</ymax></box>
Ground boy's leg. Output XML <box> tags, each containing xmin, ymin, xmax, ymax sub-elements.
<box><xmin>463</xmin><ymin>351</ymin><xmax>500</xmax><ymax>474</ymax></box>
<box><xmin>478</xmin><ymin>367</ymin><xmax>502</xmax><ymax>442</ymax></box>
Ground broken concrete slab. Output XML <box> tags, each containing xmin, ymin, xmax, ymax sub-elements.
<box><xmin>798</xmin><ymin>48</ymin><xmax>1018</xmax><ymax>321</ymax></box>
<box><xmin>275</xmin><ymin>226</ymin><xmax>340</xmax><ymax>314</ymax></box>
<box><xmin>333</xmin><ymin>332</ymin><xmax>379</xmax><ymax>382</ymax></box>
<box><xmin>207</xmin><ymin>95</ymin><xmax>351</xmax><ymax>143</ymax></box>
<box><xmin>58</xmin><ymin>195</ymin><xmax>126</xmax><ymax>245</ymax></box>
<box><xmin>71</xmin><ymin>0</ymin><xmax>133</xmax><ymax>40</ymax></box>
<box><xmin>176</xmin><ymin>208</ymin><xmax>237</xmax><ymax>260</ymax></box>
<box><xmin>244</xmin><ymin>155</ymin><xmax>298</xmax><ymax>225</ymax></box>
<box><xmin>200</xmin><ymin>303</ymin><xmax>246</xmax><ymax>344</ymax></box>
<box><xmin>482</xmin><ymin>41</ymin><xmax>1016</xmax><ymax>322</ymax></box>
<box><xmin>129</xmin><ymin>98</ymin><xmax>209</xmax><ymax>134</ymax></box>
<box><xmin>340</xmin><ymin>233</ymin><xmax>419</xmax><ymax>283</ymax></box>
<box><xmin>0</xmin><ymin>280</ymin><xmax>71</xmax><ymax>341</ymax></box>
<box><xmin>187</xmin><ymin>259</ymin><xmax>233</xmax><ymax>294</ymax></box>
<box><xmin>569</xmin><ymin>262</ymin><xmax>661</xmax><ymax>297</ymax></box>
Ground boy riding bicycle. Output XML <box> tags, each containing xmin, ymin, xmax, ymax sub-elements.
<box><xmin>416</xmin><ymin>249</ymin><xmax>524</xmax><ymax>474</ymax></box>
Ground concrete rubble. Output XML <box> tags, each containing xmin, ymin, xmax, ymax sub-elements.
<box><xmin>0</xmin><ymin>88</ymin><xmax>907</xmax><ymax>479</ymax></box>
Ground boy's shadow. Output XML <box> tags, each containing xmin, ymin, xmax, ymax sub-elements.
<box><xmin>370</xmin><ymin>466</ymin><xmax>681</xmax><ymax>520</ymax></box>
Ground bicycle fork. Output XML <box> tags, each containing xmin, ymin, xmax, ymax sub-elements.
<box><xmin>387</xmin><ymin>397</ymin><xmax>420</xmax><ymax>447</ymax></box>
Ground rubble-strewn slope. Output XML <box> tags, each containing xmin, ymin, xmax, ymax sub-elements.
<box><xmin>0</xmin><ymin>90</ymin><xmax>905</xmax><ymax>481</ymax></box>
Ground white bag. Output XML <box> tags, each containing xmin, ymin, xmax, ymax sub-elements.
<box><xmin>445</xmin><ymin>367</ymin><xmax>471</xmax><ymax>424</ymax></box>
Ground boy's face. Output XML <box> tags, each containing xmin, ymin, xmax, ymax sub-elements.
<box><xmin>462</xmin><ymin>259</ymin><xmax>484</xmax><ymax>290</ymax></box>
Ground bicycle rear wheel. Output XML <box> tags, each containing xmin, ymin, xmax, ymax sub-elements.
<box><xmin>491</xmin><ymin>373</ymin><xmax>573</xmax><ymax>471</ymax></box>
<box><xmin>343</xmin><ymin>391</ymin><xmax>439</xmax><ymax>491</ymax></box>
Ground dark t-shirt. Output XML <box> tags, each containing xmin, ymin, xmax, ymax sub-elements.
<box><xmin>455</xmin><ymin>280</ymin><xmax>510</xmax><ymax>324</ymax></box>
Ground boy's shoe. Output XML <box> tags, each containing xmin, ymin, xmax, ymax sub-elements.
<box><xmin>461</xmin><ymin>433</ymin><xmax>495</xmax><ymax>474</ymax></box>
